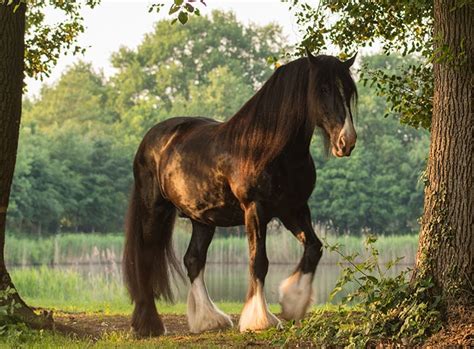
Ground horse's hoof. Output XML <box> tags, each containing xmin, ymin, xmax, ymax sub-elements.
<box><xmin>188</xmin><ymin>309</ymin><xmax>233</xmax><ymax>333</ymax></box>
<box><xmin>132</xmin><ymin>322</ymin><xmax>166</xmax><ymax>338</ymax></box>
<box><xmin>239</xmin><ymin>312</ymin><xmax>281</xmax><ymax>332</ymax></box>
<box><xmin>131</xmin><ymin>303</ymin><xmax>167</xmax><ymax>337</ymax></box>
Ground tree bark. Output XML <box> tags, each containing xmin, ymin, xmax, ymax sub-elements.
<box><xmin>415</xmin><ymin>1</ymin><xmax>473</xmax><ymax>307</ymax></box>
<box><xmin>0</xmin><ymin>2</ymin><xmax>52</xmax><ymax>328</ymax></box>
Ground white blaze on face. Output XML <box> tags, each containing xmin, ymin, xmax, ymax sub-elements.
<box><xmin>341</xmin><ymin>103</ymin><xmax>356</xmax><ymax>143</ymax></box>
<box><xmin>333</xmin><ymin>81</ymin><xmax>356</xmax><ymax>156</ymax></box>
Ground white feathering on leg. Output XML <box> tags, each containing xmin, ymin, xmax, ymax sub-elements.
<box><xmin>187</xmin><ymin>270</ymin><xmax>233</xmax><ymax>333</ymax></box>
<box><xmin>279</xmin><ymin>272</ymin><xmax>314</xmax><ymax>321</ymax></box>
<box><xmin>239</xmin><ymin>280</ymin><xmax>281</xmax><ymax>332</ymax></box>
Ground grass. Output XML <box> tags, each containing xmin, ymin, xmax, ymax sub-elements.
<box><xmin>10</xmin><ymin>266</ymin><xmax>281</xmax><ymax>315</ymax></box>
<box><xmin>0</xmin><ymin>304</ymin><xmax>341</xmax><ymax>349</ymax></box>
<box><xmin>5</xmin><ymin>226</ymin><xmax>419</xmax><ymax>266</ymax></box>
<box><xmin>0</xmin><ymin>323</ymin><xmax>281</xmax><ymax>348</ymax></box>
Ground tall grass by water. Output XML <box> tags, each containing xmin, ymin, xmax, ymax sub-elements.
<box><xmin>8</xmin><ymin>224</ymin><xmax>417</xmax><ymax>313</ymax></box>
<box><xmin>10</xmin><ymin>265</ymin><xmax>283</xmax><ymax>314</ymax></box>
<box><xmin>5</xmin><ymin>224</ymin><xmax>418</xmax><ymax>266</ymax></box>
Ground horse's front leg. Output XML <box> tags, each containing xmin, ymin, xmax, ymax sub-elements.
<box><xmin>184</xmin><ymin>220</ymin><xmax>233</xmax><ymax>333</ymax></box>
<box><xmin>279</xmin><ymin>204</ymin><xmax>322</xmax><ymax>322</ymax></box>
<box><xmin>239</xmin><ymin>201</ymin><xmax>281</xmax><ymax>332</ymax></box>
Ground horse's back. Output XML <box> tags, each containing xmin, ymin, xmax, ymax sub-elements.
<box><xmin>143</xmin><ymin>116</ymin><xmax>219</xmax><ymax>144</ymax></box>
<box><xmin>135</xmin><ymin>116</ymin><xmax>218</xmax><ymax>163</ymax></box>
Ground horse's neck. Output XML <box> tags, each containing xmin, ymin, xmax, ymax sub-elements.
<box><xmin>282</xmin><ymin>122</ymin><xmax>315</xmax><ymax>157</ymax></box>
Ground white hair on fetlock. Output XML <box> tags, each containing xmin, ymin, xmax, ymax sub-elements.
<box><xmin>187</xmin><ymin>270</ymin><xmax>233</xmax><ymax>333</ymax></box>
<box><xmin>279</xmin><ymin>272</ymin><xmax>314</xmax><ymax>321</ymax></box>
<box><xmin>239</xmin><ymin>280</ymin><xmax>281</xmax><ymax>332</ymax></box>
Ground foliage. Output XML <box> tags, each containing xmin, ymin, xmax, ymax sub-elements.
<box><xmin>0</xmin><ymin>287</ymin><xmax>20</xmax><ymax>323</ymax></box>
<box><xmin>0</xmin><ymin>287</ymin><xmax>26</xmax><ymax>340</ymax></box>
<box><xmin>109</xmin><ymin>10</ymin><xmax>285</xmax><ymax>113</ymax></box>
<box><xmin>278</xmin><ymin>236</ymin><xmax>442</xmax><ymax>347</ymax></box>
<box><xmin>149</xmin><ymin>0</ymin><xmax>207</xmax><ymax>25</ymax></box>
<box><xmin>309</xmin><ymin>54</ymin><xmax>429</xmax><ymax>234</ymax></box>
<box><xmin>287</xmin><ymin>0</ymin><xmax>434</xmax><ymax>129</ymax></box>
<box><xmin>9</xmin><ymin>123</ymin><xmax>130</xmax><ymax>233</ymax></box>
<box><xmin>170</xmin><ymin>66</ymin><xmax>253</xmax><ymax>120</ymax></box>
<box><xmin>1</xmin><ymin>0</ymin><xmax>101</xmax><ymax>80</ymax></box>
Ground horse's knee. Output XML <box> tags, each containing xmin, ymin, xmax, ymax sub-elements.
<box><xmin>184</xmin><ymin>252</ymin><xmax>202</xmax><ymax>282</ymax></box>
<box><xmin>301</xmin><ymin>240</ymin><xmax>323</xmax><ymax>274</ymax></box>
<box><xmin>253</xmin><ymin>250</ymin><xmax>269</xmax><ymax>281</ymax></box>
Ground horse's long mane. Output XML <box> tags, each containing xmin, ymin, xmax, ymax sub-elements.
<box><xmin>222</xmin><ymin>58</ymin><xmax>311</xmax><ymax>175</ymax></box>
<box><xmin>221</xmin><ymin>56</ymin><xmax>357</xmax><ymax>175</ymax></box>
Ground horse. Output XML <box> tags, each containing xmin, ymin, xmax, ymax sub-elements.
<box><xmin>122</xmin><ymin>50</ymin><xmax>358</xmax><ymax>337</ymax></box>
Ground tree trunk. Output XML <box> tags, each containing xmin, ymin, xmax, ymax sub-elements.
<box><xmin>415</xmin><ymin>1</ymin><xmax>473</xmax><ymax>307</ymax></box>
<box><xmin>0</xmin><ymin>2</ymin><xmax>52</xmax><ymax>328</ymax></box>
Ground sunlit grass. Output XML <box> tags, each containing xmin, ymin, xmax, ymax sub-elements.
<box><xmin>11</xmin><ymin>266</ymin><xmax>285</xmax><ymax>315</ymax></box>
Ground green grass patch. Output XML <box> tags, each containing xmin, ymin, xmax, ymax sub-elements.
<box><xmin>10</xmin><ymin>266</ymin><xmax>283</xmax><ymax>316</ymax></box>
<box><xmin>0</xmin><ymin>325</ymin><xmax>266</xmax><ymax>349</ymax></box>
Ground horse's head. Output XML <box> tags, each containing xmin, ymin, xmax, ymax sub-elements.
<box><xmin>307</xmin><ymin>50</ymin><xmax>358</xmax><ymax>157</ymax></box>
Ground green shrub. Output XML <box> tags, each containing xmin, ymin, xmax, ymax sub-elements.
<box><xmin>277</xmin><ymin>235</ymin><xmax>441</xmax><ymax>347</ymax></box>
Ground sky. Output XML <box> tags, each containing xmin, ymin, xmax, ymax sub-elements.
<box><xmin>26</xmin><ymin>0</ymin><xmax>308</xmax><ymax>97</ymax></box>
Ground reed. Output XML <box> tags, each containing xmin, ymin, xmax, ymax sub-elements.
<box><xmin>10</xmin><ymin>266</ymin><xmax>286</xmax><ymax>314</ymax></box>
<box><xmin>6</xmin><ymin>227</ymin><xmax>418</xmax><ymax>267</ymax></box>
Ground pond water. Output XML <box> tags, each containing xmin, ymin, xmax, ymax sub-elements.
<box><xmin>53</xmin><ymin>262</ymin><xmax>410</xmax><ymax>304</ymax></box>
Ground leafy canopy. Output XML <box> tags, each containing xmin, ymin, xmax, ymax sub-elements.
<box><xmin>287</xmin><ymin>0</ymin><xmax>433</xmax><ymax>129</ymax></box>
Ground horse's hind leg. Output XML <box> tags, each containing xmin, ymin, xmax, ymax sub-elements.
<box><xmin>123</xmin><ymin>166</ymin><xmax>180</xmax><ymax>337</ymax></box>
<box><xmin>278</xmin><ymin>204</ymin><xmax>322</xmax><ymax>322</ymax></box>
<box><xmin>130</xmin><ymin>203</ymin><xmax>175</xmax><ymax>337</ymax></box>
<box><xmin>184</xmin><ymin>220</ymin><xmax>233</xmax><ymax>333</ymax></box>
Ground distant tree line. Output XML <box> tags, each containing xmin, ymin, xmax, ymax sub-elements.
<box><xmin>8</xmin><ymin>11</ymin><xmax>429</xmax><ymax>236</ymax></box>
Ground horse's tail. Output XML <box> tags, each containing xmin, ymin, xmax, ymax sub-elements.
<box><xmin>122</xmin><ymin>179</ymin><xmax>183</xmax><ymax>304</ymax></box>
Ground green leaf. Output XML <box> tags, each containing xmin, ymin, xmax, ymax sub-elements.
<box><xmin>169</xmin><ymin>4</ymin><xmax>180</xmax><ymax>15</ymax></box>
<box><xmin>178</xmin><ymin>11</ymin><xmax>188</xmax><ymax>24</ymax></box>
<box><xmin>185</xmin><ymin>3</ymin><xmax>194</xmax><ymax>13</ymax></box>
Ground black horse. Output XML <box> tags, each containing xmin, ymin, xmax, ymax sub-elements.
<box><xmin>123</xmin><ymin>50</ymin><xmax>358</xmax><ymax>336</ymax></box>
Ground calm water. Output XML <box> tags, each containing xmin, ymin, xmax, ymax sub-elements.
<box><xmin>57</xmin><ymin>262</ymin><xmax>410</xmax><ymax>304</ymax></box>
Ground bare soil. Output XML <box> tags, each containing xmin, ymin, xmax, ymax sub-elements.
<box><xmin>52</xmin><ymin>311</ymin><xmax>240</xmax><ymax>339</ymax></box>
<box><xmin>44</xmin><ymin>307</ymin><xmax>473</xmax><ymax>347</ymax></box>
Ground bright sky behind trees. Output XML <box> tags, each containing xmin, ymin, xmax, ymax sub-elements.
<box><xmin>26</xmin><ymin>0</ymin><xmax>301</xmax><ymax>97</ymax></box>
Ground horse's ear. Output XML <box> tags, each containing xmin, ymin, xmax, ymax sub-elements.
<box><xmin>306</xmin><ymin>47</ymin><xmax>319</xmax><ymax>65</ymax></box>
<box><xmin>344</xmin><ymin>52</ymin><xmax>357</xmax><ymax>68</ymax></box>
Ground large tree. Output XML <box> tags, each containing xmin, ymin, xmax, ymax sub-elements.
<box><xmin>0</xmin><ymin>0</ymin><xmax>99</xmax><ymax>325</ymax></box>
<box><xmin>292</xmin><ymin>0</ymin><xmax>472</xmax><ymax>307</ymax></box>
<box><xmin>0</xmin><ymin>1</ymin><xmax>38</xmax><ymax>325</ymax></box>
<box><xmin>415</xmin><ymin>0</ymin><xmax>473</xmax><ymax>305</ymax></box>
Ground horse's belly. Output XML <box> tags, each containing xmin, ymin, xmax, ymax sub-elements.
<box><xmin>163</xmin><ymin>173</ymin><xmax>244</xmax><ymax>227</ymax></box>
<box><xmin>176</xmin><ymin>195</ymin><xmax>244</xmax><ymax>227</ymax></box>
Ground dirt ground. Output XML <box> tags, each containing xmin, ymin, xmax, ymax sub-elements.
<box><xmin>49</xmin><ymin>308</ymin><xmax>473</xmax><ymax>347</ymax></box>
<box><xmin>52</xmin><ymin>311</ymin><xmax>240</xmax><ymax>339</ymax></box>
